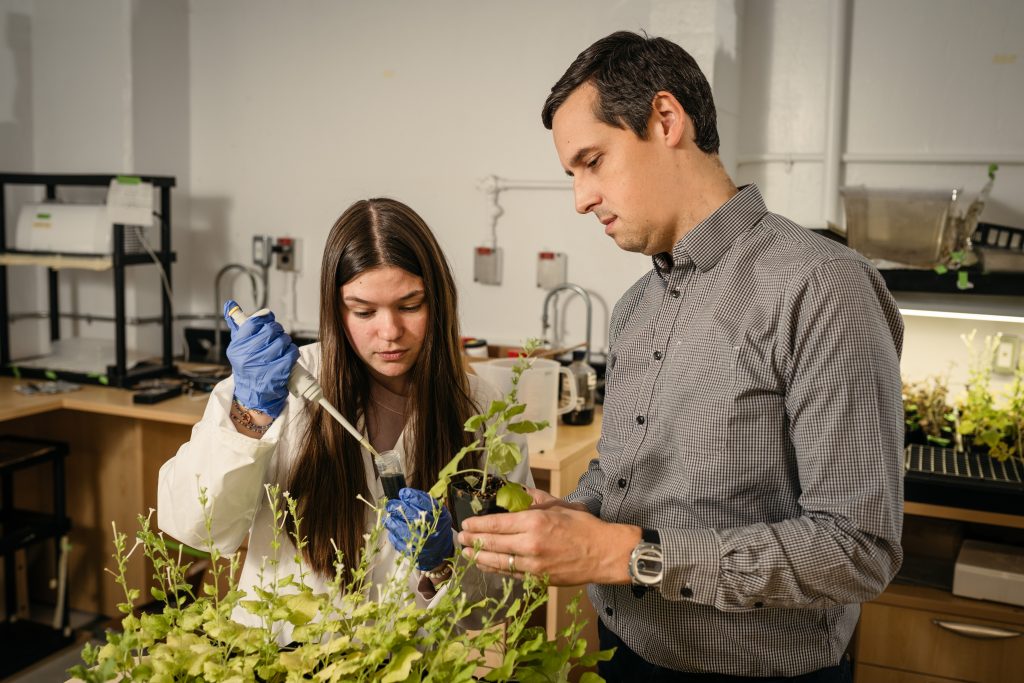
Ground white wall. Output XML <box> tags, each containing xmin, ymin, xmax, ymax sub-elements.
<box><xmin>185</xmin><ymin>0</ymin><xmax>671</xmax><ymax>353</ymax></box>
<box><xmin>1</xmin><ymin>0</ymin><xmax>1022</xmax><ymax>389</ymax></box>
<box><xmin>736</xmin><ymin>0</ymin><xmax>1024</xmax><ymax>399</ymax></box>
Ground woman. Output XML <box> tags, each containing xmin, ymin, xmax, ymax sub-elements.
<box><xmin>158</xmin><ymin>198</ymin><xmax>532</xmax><ymax>641</ymax></box>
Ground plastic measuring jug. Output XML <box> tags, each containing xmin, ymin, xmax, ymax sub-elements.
<box><xmin>474</xmin><ymin>357</ymin><xmax>577</xmax><ymax>454</ymax></box>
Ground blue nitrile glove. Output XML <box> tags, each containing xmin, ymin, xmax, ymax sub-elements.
<box><xmin>384</xmin><ymin>488</ymin><xmax>455</xmax><ymax>571</ymax></box>
<box><xmin>223</xmin><ymin>299</ymin><xmax>300</xmax><ymax>419</ymax></box>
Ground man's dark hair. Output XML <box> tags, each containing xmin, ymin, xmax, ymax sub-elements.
<box><xmin>542</xmin><ymin>31</ymin><xmax>720</xmax><ymax>154</ymax></box>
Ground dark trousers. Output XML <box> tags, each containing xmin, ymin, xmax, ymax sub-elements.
<box><xmin>598</xmin><ymin>620</ymin><xmax>853</xmax><ymax>683</ymax></box>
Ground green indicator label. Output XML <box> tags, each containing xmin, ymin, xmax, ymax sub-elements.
<box><xmin>44</xmin><ymin>370</ymin><xmax>57</xmax><ymax>380</ymax></box>
<box><xmin>36</xmin><ymin>213</ymin><xmax>51</xmax><ymax>219</ymax></box>
<box><xmin>116</xmin><ymin>175</ymin><xmax>142</xmax><ymax>185</ymax></box>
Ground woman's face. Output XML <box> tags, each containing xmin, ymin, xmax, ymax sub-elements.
<box><xmin>340</xmin><ymin>265</ymin><xmax>428</xmax><ymax>394</ymax></box>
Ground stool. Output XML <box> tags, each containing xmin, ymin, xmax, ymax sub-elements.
<box><xmin>0</xmin><ymin>435</ymin><xmax>72</xmax><ymax>677</ymax></box>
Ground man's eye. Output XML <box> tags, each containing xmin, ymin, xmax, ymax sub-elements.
<box><xmin>586</xmin><ymin>155</ymin><xmax>601</xmax><ymax>169</ymax></box>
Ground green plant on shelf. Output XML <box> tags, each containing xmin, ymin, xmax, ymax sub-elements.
<box><xmin>69</xmin><ymin>483</ymin><xmax>611</xmax><ymax>682</ymax></box>
<box><xmin>933</xmin><ymin>163</ymin><xmax>999</xmax><ymax>291</ymax></box>
<box><xmin>903</xmin><ymin>375</ymin><xmax>955</xmax><ymax>448</ymax></box>
<box><xmin>955</xmin><ymin>330</ymin><xmax>1019</xmax><ymax>462</ymax></box>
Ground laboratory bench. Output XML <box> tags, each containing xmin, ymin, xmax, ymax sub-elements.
<box><xmin>0</xmin><ymin>375</ymin><xmax>602</xmax><ymax>647</ymax></box>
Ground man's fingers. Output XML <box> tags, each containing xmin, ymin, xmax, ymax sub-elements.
<box><xmin>461</xmin><ymin>547</ymin><xmax>525</xmax><ymax>577</ymax></box>
<box><xmin>458</xmin><ymin>511</ymin><xmax>519</xmax><ymax>534</ymax></box>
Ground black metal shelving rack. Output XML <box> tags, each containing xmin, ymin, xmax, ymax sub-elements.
<box><xmin>0</xmin><ymin>173</ymin><xmax>177</xmax><ymax>388</ymax></box>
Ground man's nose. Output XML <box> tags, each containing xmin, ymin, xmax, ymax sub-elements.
<box><xmin>574</xmin><ymin>179</ymin><xmax>598</xmax><ymax>214</ymax></box>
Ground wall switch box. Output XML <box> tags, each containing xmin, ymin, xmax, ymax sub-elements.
<box><xmin>474</xmin><ymin>246</ymin><xmax>502</xmax><ymax>285</ymax></box>
<box><xmin>993</xmin><ymin>334</ymin><xmax>1019</xmax><ymax>375</ymax></box>
<box><xmin>275</xmin><ymin>237</ymin><xmax>298</xmax><ymax>272</ymax></box>
<box><xmin>537</xmin><ymin>251</ymin><xmax>567</xmax><ymax>288</ymax></box>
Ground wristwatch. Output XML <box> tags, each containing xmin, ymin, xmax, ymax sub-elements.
<box><xmin>628</xmin><ymin>528</ymin><xmax>663</xmax><ymax>588</ymax></box>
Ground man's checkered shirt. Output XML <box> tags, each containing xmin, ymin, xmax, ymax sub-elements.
<box><xmin>567</xmin><ymin>184</ymin><xmax>905</xmax><ymax>677</ymax></box>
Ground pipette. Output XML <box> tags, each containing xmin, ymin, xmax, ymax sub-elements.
<box><xmin>225</xmin><ymin>304</ymin><xmax>382</xmax><ymax>460</ymax></box>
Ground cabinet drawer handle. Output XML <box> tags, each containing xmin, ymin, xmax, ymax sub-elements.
<box><xmin>931</xmin><ymin>619</ymin><xmax>1022</xmax><ymax>639</ymax></box>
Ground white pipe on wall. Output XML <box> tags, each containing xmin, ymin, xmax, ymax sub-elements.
<box><xmin>843</xmin><ymin>153</ymin><xmax>1024</xmax><ymax>165</ymax></box>
<box><xmin>822</xmin><ymin>0</ymin><xmax>850</xmax><ymax>226</ymax></box>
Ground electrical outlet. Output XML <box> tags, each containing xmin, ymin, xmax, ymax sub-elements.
<box><xmin>274</xmin><ymin>237</ymin><xmax>298</xmax><ymax>272</ymax></box>
<box><xmin>993</xmin><ymin>334</ymin><xmax>1019</xmax><ymax>375</ymax></box>
<box><xmin>474</xmin><ymin>246</ymin><xmax>502</xmax><ymax>285</ymax></box>
<box><xmin>252</xmin><ymin>235</ymin><xmax>273</xmax><ymax>267</ymax></box>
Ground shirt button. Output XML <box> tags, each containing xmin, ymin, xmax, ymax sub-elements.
<box><xmin>754</xmin><ymin>601</ymin><xmax>764</xmax><ymax>609</ymax></box>
<box><xmin>605</xmin><ymin>606</ymin><xmax>613</xmax><ymax>617</ymax></box>
<box><xmin>670</xmin><ymin>289</ymin><xmax>680</xmax><ymax>298</ymax></box>
<box><xmin>681</xmin><ymin>587</ymin><xmax>694</xmax><ymax>598</ymax></box>
<box><xmin>636</xmin><ymin>415</ymin><xmax>645</xmax><ymax>425</ymax></box>
<box><xmin>617</xmin><ymin>478</ymin><xmax>627</xmax><ymax>488</ymax></box>
<box><xmin>653</xmin><ymin>350</ymin><xmax>662</xmax><ymax>360</ymax></box>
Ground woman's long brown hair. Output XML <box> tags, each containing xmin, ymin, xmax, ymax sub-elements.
<box><xmin>288</xmin><ymin>198</ymin><xmax>477</xmax><ymax>580</ymax></box>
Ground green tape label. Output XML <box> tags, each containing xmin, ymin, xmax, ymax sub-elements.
<box><xmin>116</xmin><ymin>175</ymin><xmax>142</xmax><ymax>185</ymax></box>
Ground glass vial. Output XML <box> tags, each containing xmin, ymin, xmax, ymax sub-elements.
<box><xmin>376</xmin><ymin>449</ymin><xmax>407</xmax><ymax>499</ymax></box>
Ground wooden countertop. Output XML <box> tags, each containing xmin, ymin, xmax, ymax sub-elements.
<box><xmin>0</xmin><ymin>376</ymin><xmax>207</xmax><ymax>426</ymax></box>
<box><xmin>529</xmin><ymin>409</ymin><xmax>602</xmax><ymax>471</ymax></box>
<box><xmin>0</xmin><ymin>376</ymin><xmax>603</xmax><ymax>471</ymax></box>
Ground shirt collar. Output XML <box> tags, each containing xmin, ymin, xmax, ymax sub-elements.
<box><xmin>653</xmin><ymin>184</ymin><xmax>769</xmax><ymax>278</ymax></box>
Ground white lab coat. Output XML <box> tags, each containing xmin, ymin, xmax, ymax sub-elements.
<box><xmin>157</xmin><ymin>343</ymin><xmax>533</xmax><ymax>643</ymax></box>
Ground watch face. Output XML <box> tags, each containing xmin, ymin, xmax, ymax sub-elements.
<box><xmin>631</xmin><ymin>542</ymin><xmax>663</xmax><ymax>586</ymax></box>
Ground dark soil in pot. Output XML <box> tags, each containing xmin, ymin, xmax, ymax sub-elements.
<box><xmin>451</xmin><ymin>474</ymin><xmax>507</xmax><ymax>532</ymax></box>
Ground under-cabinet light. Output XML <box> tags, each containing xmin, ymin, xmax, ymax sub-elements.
<box><xmin>899</xmin><ymin>308</ymin><xmax>1024</xmax><ymax>325</ymax></box>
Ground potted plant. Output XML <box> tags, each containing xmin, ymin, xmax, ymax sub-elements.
<box><xmin>68</xmin><ymin>342</ymin><xmax>611</xmax><ymax>682</ymax></box>
<box><xmin>956</xmin><ymin>330</ymin><xmax>1016</xmax><ymax>460</ymax></box>
<box><xmin>431</xmin><ymin>339</ymin><xmax>548</xmax><ymax>531</ymax></box>
<box><xmin>69</xmin><ymin>487</ymin><xmax>610</xmax><ymax>682</ymax></box>
<box><xmin>902</xmin><ymin>376</ymin><xmax>955</xmax><ymax>448</ymax></box>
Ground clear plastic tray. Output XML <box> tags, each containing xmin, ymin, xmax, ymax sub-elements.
<box><xmin>840</xmin><ymin>187</ymin><xmax>955</xmax><ymax>267</ymax></box>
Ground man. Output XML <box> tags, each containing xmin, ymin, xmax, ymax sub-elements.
<box><xmin>458</xmin><ymin>31</ymin><xmax>904</xmax><ymax>682</ymax></box>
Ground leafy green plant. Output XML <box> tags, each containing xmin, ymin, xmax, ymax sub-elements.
<box><xmin>69</xmin><ymin>484</ymin><xmax>611</xmax><ymax>682</ymax></box>
<box><xmin>956</xmin><ymin>330</ymin><xmax>1016</xmax><ymax>461</ymax></box>
<box><xmin>430</xmin><ymin>339</ymin><xmax>548</xmax><ymax>516</ymax></box>
<box><xmin>902</xmin><ymin>376</ymin><xmax>955</xmax><ymax>447</ymax></box>
<box><xmin>934</xmin><ymin>163</ymin><xmax>999</xmax><ymax>290</ymax></box>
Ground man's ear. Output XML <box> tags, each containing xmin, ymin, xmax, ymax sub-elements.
<box><xmin>651</xmin><ymin>91</ymin><xmax>688</xmax><ymax>147</ymax></box>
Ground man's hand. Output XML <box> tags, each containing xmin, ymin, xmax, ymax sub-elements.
<box><xmin>457</xmin><ymin>505</ymin><xmax>641</xmax><ymax>586</ymax></box>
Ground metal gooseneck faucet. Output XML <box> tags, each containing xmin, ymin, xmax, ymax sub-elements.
<box><xmin>212</xmin><ymin>263</ymin><xmax>261</xmax><ymax>363</ymax></box>
<box><xmin>541</xmin><ymin>282</ymin><xmax>592</xmax><ymax>363</ymax></box>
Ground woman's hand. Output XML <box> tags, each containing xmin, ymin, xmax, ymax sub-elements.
<box><xmin>223</xmin><ymin>299</ymin><xmax>299</xmax><ymax>419</ymax></box>
<box><xmin>384</xmin><ymin>488</ymin><xmax>455</xmax><ymax>571</ymax></box>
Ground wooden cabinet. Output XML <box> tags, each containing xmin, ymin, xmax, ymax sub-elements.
<box><xmin>856</xmin><ymin>585</ymin><xmax>1024</xmax><ymax>682</ymax></box>
<box><xmin>854</xmin><ymin>506</ymin><xmax>1024</xmax><ymax>683</ymax></box>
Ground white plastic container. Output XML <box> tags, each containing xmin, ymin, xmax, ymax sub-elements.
<box><xmin>953</xmin><ymin>539</ymin><xmax>1024</xmax><ymax>607</ymax></box>
<box><xmin>474</xmin><ymin>358</ymin><xmax>576</xmax><ymax>454</ymax></box>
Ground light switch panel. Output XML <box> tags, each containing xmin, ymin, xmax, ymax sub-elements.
<box><xmin>994</xmin><ymin>334</ymin><xmax>1020</xmax><ymax>375</ymax></box>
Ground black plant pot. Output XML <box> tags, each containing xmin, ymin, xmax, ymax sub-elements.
<box><xmin>451</xmin><ymin>475</ymin><xmax>507</xmax><ymax>532</ymax></box>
